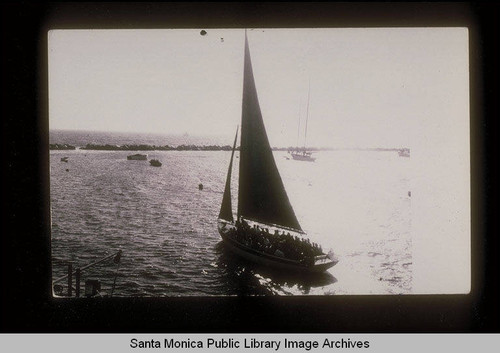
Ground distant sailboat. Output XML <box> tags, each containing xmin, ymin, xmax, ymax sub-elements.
<box><xmin>290</xmin><ymin>79</ymin><xmax>316</xmax><ymax>162</ymax></box>
<box><xmin>398</xmin><ymin>148</ymin><xmax>410</xmax><ymax>158</ymax></box>
<box><xmin>217</xmin><ymin>31</ymin><xmax>337</xmax><ymax>273</ymax></box>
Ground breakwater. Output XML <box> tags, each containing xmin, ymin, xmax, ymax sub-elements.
<box><xmin>50</xmin><ymin>143</ymin><xmax>77</xmax><ymax>150</ymax></box>
<box><xmin>50</xmin><ymin>143</ymin><xmax>234</xmax><ymax>151</ymax></box>
<box><xmin>49</xmin><ymin>143</ymin><xmax>409</xmax><ymax>153</ymax></box>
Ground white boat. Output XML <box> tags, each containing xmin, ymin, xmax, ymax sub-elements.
<box><xmin>398</xmin><ymin>148</ymin><xmax>410</xmax><ymax>157</ymax></box>
<box><xmin>127</xmin><ymin>153</ymin><xmax>147</xmax><ymax>160</ymax></box>
<box><xmin>290</xmin><ymin>150</ymin><xmax>316</xmax><ymax>162</ymax></box>
<box><xmin>217</xmin><ymin>31</ymin><xmax>337</xmax><ymax>273</ymax></box>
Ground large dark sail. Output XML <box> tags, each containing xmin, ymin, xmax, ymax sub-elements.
<box><xmin>237</xmin><ymin>31</ymin><xmax>302</xmax><ymax>231</ymax></box>
<box><xmin>218</xmin><ymin>126</ymin><xmax>239</xmax><ymax>222</ymax></box>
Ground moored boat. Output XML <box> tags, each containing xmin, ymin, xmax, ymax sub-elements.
<box><xmin>127</xmin><ymin>153</ymin><xmax>148</xmax><ymax>160</ymax></box>
<box><xmin>398</xmin><ymin>148</ymin><xmax>410</xmax><ymax>157</ymax></box>
<box><xmin>149</xmin><ymin>159</ymin><xmax>162</xmax><ymax>167</ymax></box>
<box><xmin>217</xmin><ymin>31</ymin><xmax>337</xmax><ymax>273</ymax></box>
<box><xmin>290</xmin><ymin>150</ymin><xmax>316</xmax><ymax>162</ymax></box>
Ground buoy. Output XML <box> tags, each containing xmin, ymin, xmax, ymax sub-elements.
<box><xmin>198</xmin><ymin>183</ymin><xmax>203</xmax><ymax>190</ymax></box>
<box><xmin>66</xmin><ymin>169</ymin><xmax>69</xmax><ymax>172</ymax></box>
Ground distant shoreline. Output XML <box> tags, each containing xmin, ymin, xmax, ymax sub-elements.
<box><xmin>50</xmin><ymin>143</ymin><xmax>409</xmax><ymax>153</ymax></box>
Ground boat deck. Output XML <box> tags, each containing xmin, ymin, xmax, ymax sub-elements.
<box><xmin>217</xmin><ymin>220</ymin><xmax>337</xmax><ymax>273</ymax></box>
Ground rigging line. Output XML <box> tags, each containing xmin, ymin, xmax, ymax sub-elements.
<box><xmin>53</xmin><ymin>250</ymin><xmax>121</xmax><ymax>284</ymax></box>
<box><xmin>110</xmin><ymin>261</ymin><xmax>121</xmax><ymax>297</ymax></box>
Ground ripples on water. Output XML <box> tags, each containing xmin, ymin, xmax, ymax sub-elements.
<box><xmin>50</xmin><ymin>147</ymin><xmax>411</xmax><ymax>296</ymax></box>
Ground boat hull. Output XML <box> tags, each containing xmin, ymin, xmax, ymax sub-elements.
<box><xmin>217</xmin><ymin>220</ymin><xmax>337</xmax><ymax>273</ymax></box>
<box><xmin>127</xmin><ymin>154</ymin><xmax>148</xmax><ymax>160</ymax></box>
<box><xmin>291</xmin><ymin>153</ymin><xmax>316</xmax><ymax>162</ymax></box>
<box><xmin>149</xmin><ymin>159</ymin><xmax>162</xmax><ymax>167</ymax></box>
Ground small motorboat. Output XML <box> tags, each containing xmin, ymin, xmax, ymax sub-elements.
<box><xmin>149</xmin><ymin>159</ymin><xmax>162</xmax><ymax>167</ymax></box>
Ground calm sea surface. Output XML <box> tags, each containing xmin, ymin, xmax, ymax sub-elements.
<box><xmin>50</xmin><ymin>130</ymin><xmax>411</xmax><ymax>296</ymax></box>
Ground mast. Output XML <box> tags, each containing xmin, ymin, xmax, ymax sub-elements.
<box><xmin>238</xmin><ymin>30</ymin><xmax>302</xmax><ymax>231</ymax></box>
<box><xmin>296</xmin><ymin>100</ymin><xmax>301</xmax><ymax>149</ymax></box>
<box><xmin>303</xmin><ymin>78</ymin><xmax>310</xmax><ymax>150</ymax></box>
<box><xmin>218</xmin><ymin>126</ymin><xmax>239</xmax><ymax>222</ymax></box>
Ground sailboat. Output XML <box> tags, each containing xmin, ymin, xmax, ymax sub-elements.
<box><xmin>217</xmin><ymin>31</ymin><xmax>337</xmax><ymax>273</ymax></box>
<box><xmin>290</xmin><ymin>79</ymin><xmax>316</xmax><ymax>162</ymax></box>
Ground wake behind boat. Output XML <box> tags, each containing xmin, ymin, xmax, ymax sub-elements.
<box><xmin>217</xmin><ymin>31</ymin><xmax>337</xmax><ymax>273</ymax></box>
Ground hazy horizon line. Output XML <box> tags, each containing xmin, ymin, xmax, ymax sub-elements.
<box><xmin>49</xmin><ymin>128</ymin><xmax>229</xmax><ymax>137</ymax></box>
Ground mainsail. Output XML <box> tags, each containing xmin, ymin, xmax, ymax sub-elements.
<box><xmin>218</xmin><ymin>126</ymin><xmax>239</xmax><ymax>222</ymax></box>
<box><xmin>237</xmin><ymin>31</ymin><xmax>302</xmax><ymax>232</ymax></box>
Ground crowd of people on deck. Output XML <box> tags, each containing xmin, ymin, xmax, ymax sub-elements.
<box><xmin>226</xmin><ymin>217</ymin><xmax>324</xmax><ymax>264</ymax></box>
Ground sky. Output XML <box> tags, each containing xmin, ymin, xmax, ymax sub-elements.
<box><xmin>48</xmin><ymin>28</ymin><xmax>468</xmax><ymax>148</ymax></box>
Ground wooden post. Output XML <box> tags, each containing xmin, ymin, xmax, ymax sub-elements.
<box><xmin>67</xmin><ymin>263</ymin><xmax>73</xmax><ymax>297</ymax></box>
<box><xmin>75</xmin><ymin>268</ymin><xmax>81</xmax><ymax>298</ymax></box>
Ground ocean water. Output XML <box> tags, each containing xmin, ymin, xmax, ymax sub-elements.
<box><xmin>50</xmin><ymin>131</ymin><xmax>411</xmax><ymax>296</ymax></box>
